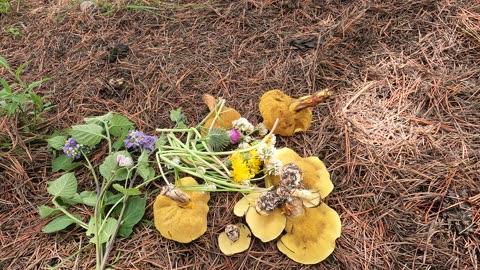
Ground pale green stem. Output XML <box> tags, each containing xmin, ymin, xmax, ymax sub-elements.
<box><xmin>52</xmin><ymin>198</ymin><xmax>88</xmax><ymax>229</ymax></box>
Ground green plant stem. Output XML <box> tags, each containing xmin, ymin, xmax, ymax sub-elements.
<box><xmin>82</xmin><ymin>152</ymin><xmax>100</xmax><ymax>194</ymax></box>
<box><xmin>52</xmin><ymin>199</ymin><xmax>88</xmax><ymax>229</ymax></box>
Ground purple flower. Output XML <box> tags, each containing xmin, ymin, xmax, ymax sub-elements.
<box><xmin>124</xmin><ymin>130</ymin><xmax>156</xmax><ymax>153</ymax></box>
<box><xmin>227</xmin><ymin>129</ymin><xmax>241</xmax><ymax>144</ymax></box>
<box><xmin>62</xmin><ymin>137</ymin><xmax>82</xmax><ymax>159</ymax></box>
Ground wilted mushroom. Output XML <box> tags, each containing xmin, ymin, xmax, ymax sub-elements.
<box><xmin>153</xmin><ymin>177</ymin><xmax>210</xmax><ymax>243</ymax></box>
<box><xmin>266</xmin><ymin>148</ymin><xmax>333</xmax><ymax>200</ymax></box>
<box><xmin>233</xmin><ymin>193</ymin><xmax>286</xmax><ymax>242</ymax></box>
<box><xmin>259</xmin><ymin>89</ymin><xmax>331</xmax><ymax>136</ymax></box>
<box><xmin>218</xmin><ymin>223</ymin><xmax>252</xmax><ymax>255</ymax></box>
<box><xmin>203</xmin><ymin>94</ymin><xmax>241</xmax><ymax>131</ymax></box>
<box><xmin>277</xmin><ymin>203</ymin><xmax>341</xmax><ymax>264</ymax></box>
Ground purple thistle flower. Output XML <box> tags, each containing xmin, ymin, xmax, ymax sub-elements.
<box><xmin>227</xmin><ymin>129</ymin><xmax>241</xmax><ymax>144</ymax></box>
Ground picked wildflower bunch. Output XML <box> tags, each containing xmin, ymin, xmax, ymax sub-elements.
<box><xmin>155</xmin><ymin>97</ymin><xmax>279</xmax><ymax>193</ymax></box>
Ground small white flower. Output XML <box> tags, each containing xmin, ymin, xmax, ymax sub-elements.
<box><xmin>167</xmin><ymin>156</ymin><xmax>181</xmax><ymax>169</ymax></box>
<box><xmin>203</xmin><ymin>182</ymin><xmax>217</xmax><ymax>191</ymax></box>
<box><xmin>267</xmin><ymin>134</ymin><xmax>276</xmax><ymax>146</ymax></box>
<box><xmin>196</xmin><ymin>166</ymin><xmax>206</xmax><ymax>176</ymax></box>
<box><xmin>232</xmin><ymin>118</ymin><xmax>255</xmax><ymax>134</ymax></box>
<box><xmin>257</xmin><ymin>143</ymin><xmax>276</xmax><ymax>161</ymax></box>
<box><xmin>265</xmin><ymin>158</ymin><xmax>283</xmax><ymax>176</ymax></box>
<box><xmin>238</xmin><ymin>142</ymin><xmax>250</xmax><ymax>149</ymax></box>
<box><xmin>116</xmin><ymin>154</ymin><xmax>133</xmax><ymax>167</ymax></box>
<box><xmin>256</xmin><ymin>122</ymin><xmax>269</xmax><ymax>136</ymax></box>
<box><xmin>242</xmin><ymin>135</ymin><xmax>252</xmax><ymax>143</ymax></box>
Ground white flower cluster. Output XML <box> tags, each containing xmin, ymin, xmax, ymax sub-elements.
<box><xmin>257</xmin><ymin>143</ymin><xmax>276</xmax><ymax>161</ymax></box>
<box><xmin>265</xmin><ymin>158</ymin><xmax>283</xmax><ymax>176</ymax></box>
<box><xmin>116</xmin><ymin>154</ymin><xmax>133</xmax><ymax>167</ymax></box>
<box><xmin>255</xmin><ymin>122</ymin><xmax>269</xmax><ymax>136</ymax></box>
<box><xmin>232</xmin><ymin>118</ymin><xmax>255</xmax><ymax>134</ymax></box>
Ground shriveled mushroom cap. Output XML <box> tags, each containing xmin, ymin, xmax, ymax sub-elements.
<box><xmin>218</xmin><ymin>223</ymin><xmax>252</xmax><ymax>255</ymax></box>
<box><xmin>277</xmin><ymin>203</ymin><xmax>341</xmax><ymax>264</ymax></box>
<box><xmin>203</xmin><ymin>94</ymin><xmax>241</xmax><ymax>131</ymax></box>
<box><xmin>259</xmin><ymin>90</ymin><xmax>313</xmax><ymax>136</ymax></box>
<box><xmin>233</xmin><ymin>193</ymin><xmax>286</xmax><ymax>242</ymax></box>
<box><xmin>266</xmin><ymin>147</ymin><xmax>333</xmax><ymax>199</ymax></box>
<box><xmin>153</xmin><ymin>177</ymin><xmax>210</xmax><ymax>243</ymax></box>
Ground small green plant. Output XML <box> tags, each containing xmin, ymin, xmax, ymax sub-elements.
<box><xmin>41</xmin><ymin>112</ymin><xmax>157</xmax><ymax>270</ymax></box>
<box><xmin>2</xmin><ymin>26</ymin><xmax>21</xmax><ymax>37</ymax></box>
<box><xmin>0</xmin><ymin>0</ymin><xmax>10</xmax><ymax>13</ymax></box>
<box><xmin>0</xmin><ymin>56</ymin><xmax>50</xmax><ymax>130</ymax></box>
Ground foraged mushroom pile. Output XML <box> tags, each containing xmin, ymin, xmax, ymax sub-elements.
<box><xmin>153</xmin><ymin>90</ymin><xmax>339</xmax><ymax>264</ymax></box>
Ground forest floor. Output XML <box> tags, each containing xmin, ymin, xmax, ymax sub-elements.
<box><xmin>1</xmin><ymin>0</ymin><xmax>479</xmax><ymax>269</ymax></box>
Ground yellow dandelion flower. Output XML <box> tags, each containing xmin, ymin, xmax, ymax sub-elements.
<box><xmin>230</xmin><ymin>150</ymin><xmax>262</xmax><ymax>183</ymax></box>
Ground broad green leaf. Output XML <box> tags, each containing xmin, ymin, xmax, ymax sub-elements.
<box><xmin>99</xmin><ymin>151</ymin><xmax>130</xmax><ymax>181</ymax></box>
<box><xmin>118</xmin><ymin>196</ymin><xmax>146</xmax><ymax>238</ymax></box>
<box><xmin>80</xmin><ymin>191</ymin><xmax>97</xmax><ymax>207</ymax></box>
<box><xmin>29</xmin><ymin>92</ymin><xmax>44</xmax><ymax>110</ymax></box>
<box><xmin>109</xmin><ymin>114</ymin><xmax>134</xmax><ymax>137</ymax></box>
<box><xmin>104</xmin><ymin>191</ymin><xmax>123</xmax><ymax>206</ymax></box>
<box><xmin>137</xmin><ymin>166</ymin><xmax>155</xmax><ymax>181</ymax></box>
<box><xmin>84</xmin><ymin>112</ymin><xmax>113</xmax><ymax>125</ymax></box>
<box><xmin>88</xmin><ymin>217</ymin><xmax>118</xmax><ymax>244</ymax></box>
<box><xmin>138</xmin><ymin>150</ymin><xmax>149</xmax><ymax>166</ymax></box>
<box><xmin>41</xmin><ymin>214</ymin><xmax>82</xmax><ymax>233</ymax></box>
<box><xmin>46</xmin><ymin>134</ymin><xmax>67</xmax><ymax>150</ymax></box>
<box><xmin>112</xmin><ymin>131</ymin><xmax>128</xmax><ymax>150</ymax></box>
<box><xmin>51</xmin><ymin>154</ymin><xmax>82</xmax><ymax>172</ymax></box>
<box><xmin>169</xmin><ymin>107</ymin><xmax>186</xmax><ymax>123</ymax></box>
<box><xmin>47</xmin><ymin>173</ymin><xmax>77</xmax><ymax>198</ymax></box>
<box><xmin>60</xmin><ymin>193</ymin><xmax>83</xmax><ymax>206</ymax></box>
<box><xmin>38</xmin><ymin>205</ymin><xmax>62</xmax><ymax>219</ymax></box>
<box><xmin>67</xmin><ymin>123</ymin><xmax>104</xmax><ymax>146</ymax></box>
<box><xmin>112</xmin><ymin>184</ymin><xmax>141</xmax><ymax>196</ymax></box>
<box><xmin>11</xmin><ymin>93</ymin><xmax>28</xmax><ymax>104</ymax></box>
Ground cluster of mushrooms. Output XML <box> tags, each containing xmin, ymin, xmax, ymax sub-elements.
<box><xmin>152</xmin><ymin>89</ymin><xmax>341</xmax><ymax>264</ymax></box>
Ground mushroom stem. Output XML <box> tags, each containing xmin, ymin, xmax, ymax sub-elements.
<box><xmin>289</xmin><ymin>89</ymin><xmax>332</xmax><ymax>112</ymax></box>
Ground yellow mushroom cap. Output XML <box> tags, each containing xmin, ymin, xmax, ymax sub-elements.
<box><xmin>277</xmin><ymin>203</ymin><xmax>341</xmax><ymax>264</ymax></box>
<box><xmin>259</xmin><ymin>90</ymin><xmax>313</xmax><ymax>137</ymax></box>
<box><xmin>233</xmin><ymin>193</ymin><xmax>286</xmax><ymax>242</ymax></box>
<box><xmin>153</xmin><ymin>177</ymin><xmax>210</xmax><ymax>243</ymax></box>
<box><xmin>266</xmin><ymin>147</ymin><xmax>333</xmax><ymax>199</ymax></box>
<box><xmin>202</xmin><ymin>94</ymin><xmax>241</xmax><ymax>131</ymax></box>
<box><xmin>218</xmin><ymin>223</ymin><xmax>252</xmax><ymax>255</ymax></box>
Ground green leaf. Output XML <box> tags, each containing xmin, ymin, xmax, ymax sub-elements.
<box><xmin>41</xmin><ymin>214</ymin><xmax>82</xmax><ymax>233</ymax></box>
<box><xmin>29</xmin><ymin>92</ymin><xmax>44</xmax><ymax>111</ymax></box>
<box><xmin>47</xmin><ymin>173</ymin><xmax>77</xmax><ymax>198</ymax></box>
<box><xmin>109</xmin><ymin>114</ymin><xmax>134</xmax><ymax>137</ymax></box>
<box><xmin>88</xmin><ymin>217</ymin><xmax>118</xmax><ymax>244</ymax></box>
<box><xmin>84</xmin><ymin>112</ymin><xmax>113</xmax><ymax>125</ymax></box>
<box><xmin>1</xmin><ymin>78</ymin><xmax>12</xmax><ymax>94</ymax></box>
<box><xmin>118</xmin><ymin>196</ymin><xmax>146</xmax><ymax>238</ymax></box>
<box><xmin>169</xmin><ymin>107</ymin><xmax>186</xmax><ymax>123</ymax></box>
<box><xmin>25</xmin><ymin>78</ymin><xmax>49</xmax><ymax>92</ymax></box>
<box><xmin>0</xmin><ymin>56</ymin><xmax>13</xmax><ymax>74</ymax></box>
<box><xmin>112</xmin><ymin>184</ymin><xmax>141</xmax><ymax>196</ymax></box>
<box><xmin>104</xmin><ymin>191</ymin><xmax>123</xmax><ymax>206</ymax></box>
<box><xmin>112</xmin><ymin>131</ymin><xmax>128</xmax><ymax>150</ymax></box>
<box><xmin>60</xmin><ymin>193</ymin><xmax>83</xmax><ymax>206</ymax></box>
<box><xmin>14</xmin><ymin>61</ymin><xmax>29</xmax><ymax>82</ymax></box>
<box><xmin>38</xmin><ymin>205</ymin><xmax>62</xmax><ymax>219</ymax></box>
<box><xmin>67</xmin><ymin>123</ymin><xmax>104</xmax><ymax>146</ymax></box>
<box><xmin>99</xmin><ymin>151</ymin><xmax>130</xmax><ymax>181</ymax></box>
<box><xmin>137</xmin><ymin>166</ymin><xmax>155</xmax><ymax>181</ymax></box>
<box><xmin>51</xmin><ymin>154</ymin><xmax>82</xmax><ymax>172</ymax></box>
<box><xmin>80</xmin><ymin>191</ymin><xmax>97</xmax><ymax>207</ymax></box>
<box><xmin>46</xmin><ymin>134</ymin><xmax>67</xmax><ymax>150</ymax></box>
